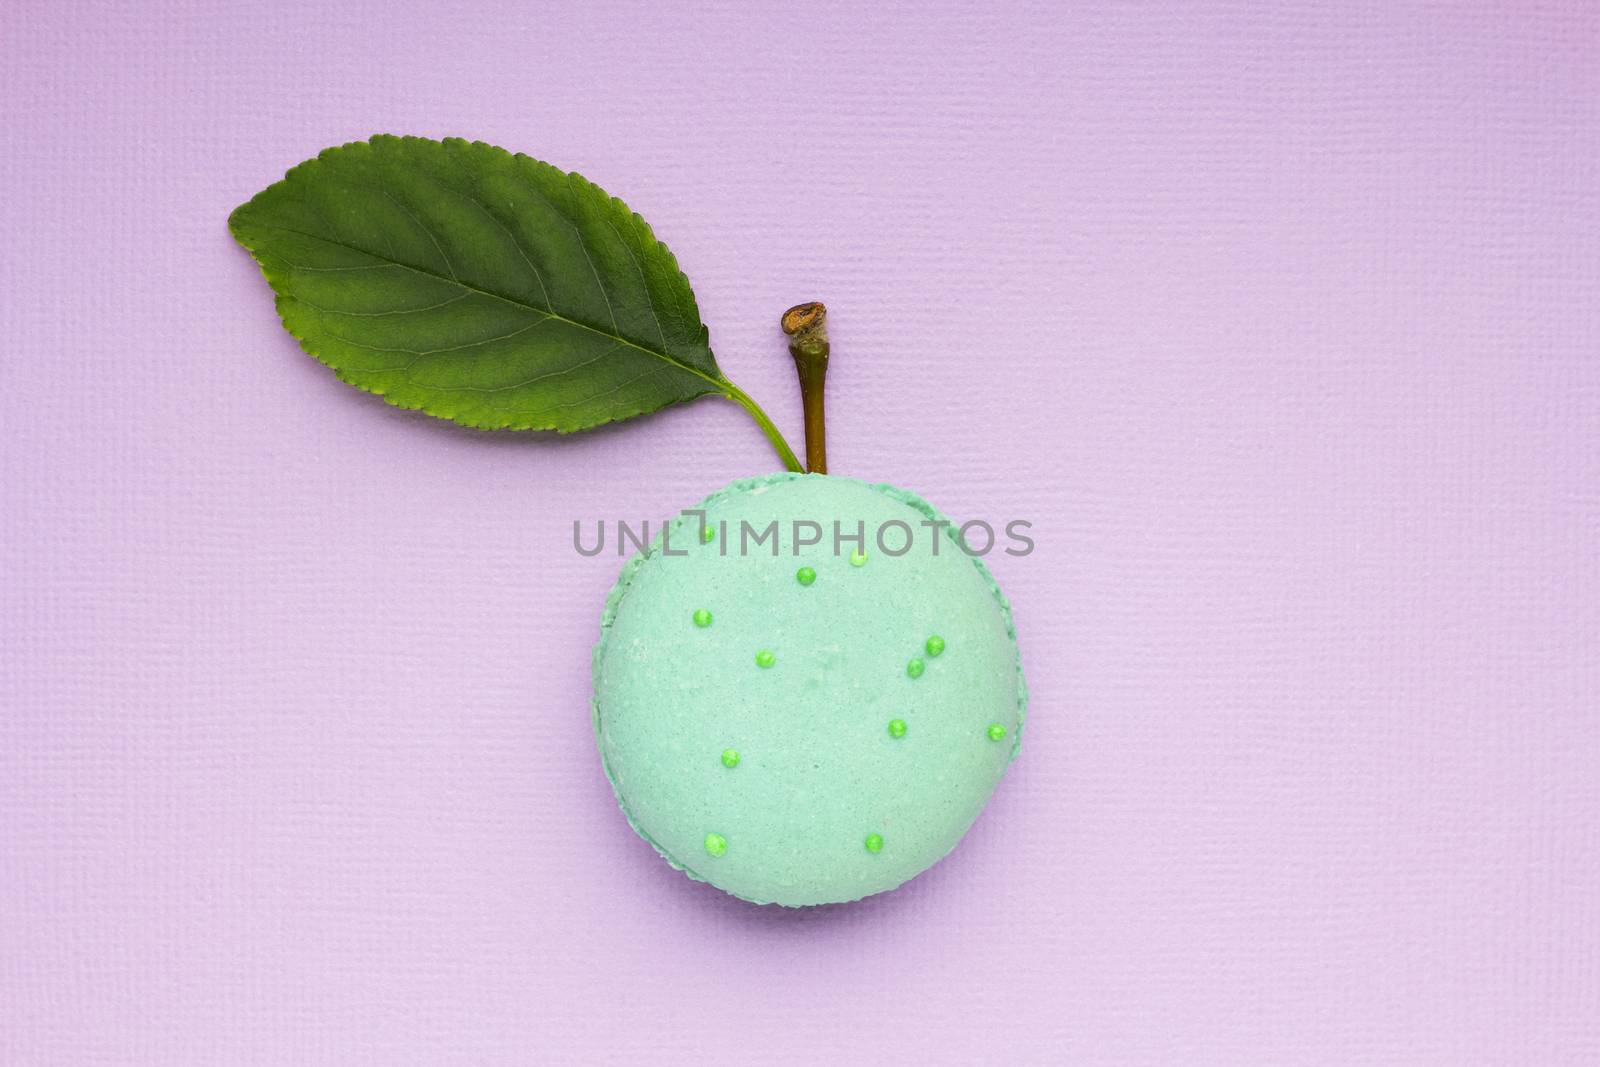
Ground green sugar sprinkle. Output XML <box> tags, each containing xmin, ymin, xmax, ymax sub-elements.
<box><xmin>925</xmin><ymin>634</ymin><xmax>945</xmax><ymax>657</ymax></box>
<box><xmin>755</xmin><ymin>649</ymin><xmax>776</xmax><ymax>669</ymax></box>
<box><xmin>720</xmin><ymin>748</ymin><xmax>740</xmax><ymax>768</ymax></box>
<box><xmin>986</xmin><ymin>723</ymin><xmax>1007</xmax><ymax>742</ymax></box>
<box><xmin>887</xmin><ymin>718</ymin><xmax>907</xmax><ymax>739</ymax></box>
<box><xmin>849</xmin><ymin>550</ymin><xmax>868</xmax><ymax>567</ymax></box>
<box><xmin>692</xmin><ymin>608</ymin><xmax>713</xmax><ymax>628</ymax></box>
<box><xmin>704</xmin><ymin>832</ymin><xmax>728</xmax><ymax>857</ymax></box>
<box><xmin>701</xmin><ymin>524</ymin><xmax>715</xmax><ymax>543</ymax></box>
<box><xmin>906</xmin><ymin>657</ymin><xmax>925</xmax><ymax>679</ymax></box>
<box><xmin>796</xmin><ymin>566</ymin><xmax>817</xmax><ymax>586</ymax></box>
<box><xmin>864</xmin><ymin>832</ymin><xmax>884</xmax><ymax>854</ymax></box>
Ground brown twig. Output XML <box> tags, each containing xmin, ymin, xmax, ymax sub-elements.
<box><xmin>781</xmin><ymin>301</ymin><xmax>830</xmax><ymax>474</ymax></box>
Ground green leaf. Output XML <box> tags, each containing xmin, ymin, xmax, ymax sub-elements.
<box><xmin>229</xmin><ymin>135</ymin><xmax>757</xmax><ymax>438</ymax></box>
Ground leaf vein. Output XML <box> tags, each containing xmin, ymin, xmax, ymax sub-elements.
<box><xmin>566</xmin><ymin>194</ymin><xmax>620</xmax><ymax>333</ymax></box>
<box><xmin>398</xmin><ymin>341</ymin><xmax>629</xmax><ymax>396</ymax></box>
<box><xmin>452</xmin><ymin>181</ymin><xmax>554</xmax><ymax>313</ymax></box>
<box><xmin>605</xmin><ymin>216</ymin><xmax>669</xmax><ymax>352</ymax></box>
<box><xmin>549</xmin><ymin>363</ymin><xmax>668</xmax><ymax>411</ymax></box>
<box><xmin>295</xmin><ymin>292</ymin><xmax>470</xmax><ymax>317</ymax></box>
<box><xmin>376</xmin><ymin>187</ymin><xmax>458</xmax><ymax>282</ymax></box>
<box><xmin>257</xmin><ymin>223</ymin><xmax>726</xmax><ymax>392</ymax></box>
<box><xmin>319</xmin><ymin>315</ymin><xmax>557</xmax><ymax>358</ymax></box>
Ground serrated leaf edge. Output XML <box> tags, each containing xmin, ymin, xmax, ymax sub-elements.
<box><xmin>229</xmin><ymin>135</ymin><xmax>732</xmax><ymax>433</ymax></box>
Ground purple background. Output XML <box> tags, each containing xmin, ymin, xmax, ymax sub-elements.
<box><xmin>3</xmin><ymin>1</ymin><xmax>1598</xmax><ymax>1062</ymax></box>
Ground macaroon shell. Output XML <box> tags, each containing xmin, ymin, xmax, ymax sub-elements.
<box><xmin>592</xmin><ymin>473</ymin><xmax>1026</xmax><ymax>906</ymax></box>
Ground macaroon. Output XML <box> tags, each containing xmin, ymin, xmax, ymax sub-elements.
<box><xmin>592</xmin><ymin>472</ymin><xmax>1026</xmax><ymax>906</ymax></box>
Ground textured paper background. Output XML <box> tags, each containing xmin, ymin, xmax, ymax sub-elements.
<box><xmin>3</xmin><ymin>1</ymin><xmax>1598</xmax><ymax>1063</ymax></box>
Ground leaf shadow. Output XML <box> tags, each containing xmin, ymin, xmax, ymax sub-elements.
<box><xmin>366</xmin><ymin>391</ymin><xmax>646</xmax><ymax>449</ymax></box>
<box><xmin>319</xmin><ymin>363</ymin><xmax>721</xmax><ymax>456</ymax></box>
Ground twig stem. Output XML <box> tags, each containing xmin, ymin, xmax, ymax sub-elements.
<box><xmin>781</xmin><ymin>301</ymin><xmax>830</xmax><ymax>474</ymax></box>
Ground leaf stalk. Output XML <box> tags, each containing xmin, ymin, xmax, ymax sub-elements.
<box><xmin>722</xmin><ymin>380</ymin><xmax>805</xmax><ymax>473</ymax></box>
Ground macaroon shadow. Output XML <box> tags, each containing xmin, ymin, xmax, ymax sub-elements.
<box><xmin>620</xmin><ymin>811</ymin><xmax>996</xmax><ymax>933</ymax></box>
<box><xmin>672</xmin><ymin>860</ymin><xmax>932</xmax><ymax>931</ymax></box>
<box><xmin>620</xmin><ymin>744</ymin><xmax>1028</xmax><ymax>929</ymax></box>
<box><xmin>580</xmin><ymin>756</ymin><xmax>934</xmax><ymax>926</ymax></box>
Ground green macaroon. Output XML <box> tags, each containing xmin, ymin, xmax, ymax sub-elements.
<box><xmin>592</xmin><ymin>473</ymin><xmax>1026</xmax><ymax>906</ymax></box>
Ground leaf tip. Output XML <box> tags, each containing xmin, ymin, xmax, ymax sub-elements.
<box><xmin>226</xmin><ymin>201</ymin><xmax>251</xmax><ymax>242</ymax></box>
